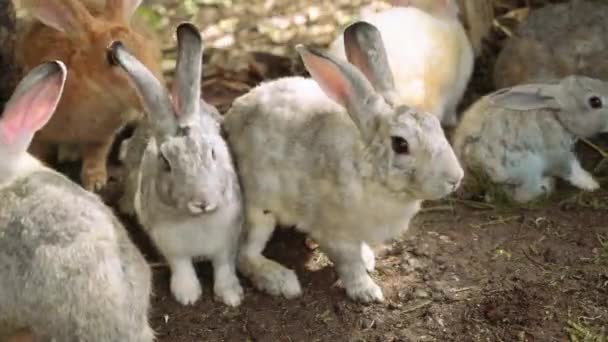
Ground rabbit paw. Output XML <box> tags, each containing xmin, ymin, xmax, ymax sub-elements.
<box><xmin>241</xmin><ymin>257</ymin><xmax>302</xmax><ymax>298</ymax></box>
<box><xmin>170</xmin><ymin>271</ymin><xmax>202</xmax><ymax>306</ymax></box>
<box><xmin>361</xmin><ymin>243</ymin><xmax>375</xmax><ymax>272</ymax></box>
<box><xmin>82</xmin><ymin>167</ymin><xmax>108</xmax><ymax>192</ymax></box>
<box><xmin>344</xmin><ymin>275</ymin><xmax>384</xmax><ymax>303</ymax></box>
<box><xmin>214</xmin><ymin>279</ymin><xmax>244</xmax><ymax>307</ymax></box>
<box><xmin>571</xmin><ymin>173</ymin><xmax>599</xmax><ymax>191</ymax></box>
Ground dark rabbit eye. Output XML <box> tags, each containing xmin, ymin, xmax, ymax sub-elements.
<box><xmin>211</xmin><ymin>149</ymin><xmax>216</xmax><ymax>160</ymax></box>
<box><xmin>391</xmin><ymin>136</ymin><xmax>410</xmax><ymax>155</ymax></box>
<box><xmin>159</xmin><ymin>153</ymin><xmax>171</xmax><ymax>172</ymax></box>
<box><xmin>588</xmin><ymin>96</ymin><xmax>603</xmax><ymax>109</ymax></box>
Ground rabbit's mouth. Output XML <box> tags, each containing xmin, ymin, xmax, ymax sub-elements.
<box><xmin>187</xmin><ymin>201</ymin><xmax>218</xmax><ymax>215</ymax></box>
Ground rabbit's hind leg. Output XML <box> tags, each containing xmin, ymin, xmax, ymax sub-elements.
<box><xmin>238</xmin><ymin>208</ymin><xmax>302</xmax><ymax>299</ymax></box>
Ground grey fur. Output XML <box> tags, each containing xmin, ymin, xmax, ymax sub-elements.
<box><xmin>494</xmin><ymin>0</ymin><xmax>608</xmax><ymax>88</ymax></box>
<box><xmin>453</xmin><ymin>76</ymin><xmax>608</xmax><ymax>203</ymax></box>
<box><xmin>115</xmin><ymin>22</ymin><xmax>244</xmax><ymax>307</ymax></box>
<box><xmin>224</xmin><ymin>22</ymin><xmax>463</xmax><ymax>303</ymax></box>
<box><xmin>0</xmin><ymin>62</ymin><xmax>153</xmax><ymax>341</ymax></box>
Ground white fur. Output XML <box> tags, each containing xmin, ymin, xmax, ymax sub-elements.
<box><xmin>328</xmin><ymin>6</ymin><xmax>474</xmax><ymax>126</ymax></box>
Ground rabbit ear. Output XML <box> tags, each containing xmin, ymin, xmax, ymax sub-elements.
<box><xmin>297</xmin><ymin>44</ymin><xmax>383</xmax><ymax>139</ymax></box>
<box><xmin>23</xmin><ymin>0</ymin><xmax>94</xmax><ymax>34</ymax></box>
<box><xmin>105</xmin><ymin>0</ymin><xmax>142</xmax><ymax>22</ymax></box>
<box><xmin>343</xmin><ymin>21</ymin><xmax>397</xmax><ymax>105</ymax></box>
<box><xmin>171</xmin><ymin>23</ymin><xmax>203</xmax><ymax>122</ymax></box>
<box><xmin>0</xmin><ymin>61</ymin><xmax>66</xmax><ymax>152</ymax></box>
<box><xmin>489</xmin><ymin>84</ymin><xmax>561</xmax><ymax>111</ymax></box>
<box><xmin>108</xmin><ymin>41</ymin><xmax>178</xmax><ymax>137</ymax></box>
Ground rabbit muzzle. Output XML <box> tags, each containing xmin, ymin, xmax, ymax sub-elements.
<box><xmin>187</xmin><ymin>200</ymin><xmax>218</xmax><ymax>215</ymax></box>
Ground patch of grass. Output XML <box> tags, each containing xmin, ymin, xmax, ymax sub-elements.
<box><xmin>565</xmin><ymin>320</ymin><xmax>607</xmax><ymax>342</ymax></box>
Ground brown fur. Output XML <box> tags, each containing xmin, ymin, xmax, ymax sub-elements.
<box><xmin>16</xmin><ymin>0</ymin><xmax>163</xmax><ymax>191</ymax></box>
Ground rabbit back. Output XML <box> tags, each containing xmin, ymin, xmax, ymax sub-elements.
<box><xmin>0</xmin><ymin>170</ymin><xmax>153</xmax><ymax>341</ymax></box>
<box><xmin>494</xmin><ymin>0</ymin><xmax>608</xmax><ymax>88</ymax></box>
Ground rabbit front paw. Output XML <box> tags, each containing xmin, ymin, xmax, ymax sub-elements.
<box><xmin>81</xmin><ymin>167</ymin><xmax>108</xmax><ymax>191</ymax></box>
<box><xmin>214</xmin><ymin>278</ymin><xmax>244</xmax><ymax>307</ymax></box>
<box><xmin>361</xmin><ymin>243</ymin><xmax>376</xmax><ymax>272</ymax></box>
<box><xmin>344</xmin><ymin>275</ymin><xmax>384</xmax><ymax>303</ymax></box>
<box><xmin>170</xmin><ymin>267</ymin><xmax>202</xmax><ymax>305</ymax></box>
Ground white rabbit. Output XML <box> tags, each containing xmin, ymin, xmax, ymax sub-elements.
<box><xmin>223</xmin><ymin>22</ymin><xmax>463</xmax><ymax>303</ymax></box>
<box><xmin>327</xmin><ymin>0</ymin><xmax>474</xmax><ymax>127</ymax></box>
<box><xmin>0</xmin><ymin>62</ymin><xmax>153</xmax><ymax>341</ymax></box>
<box><xmin>453</xmin><ymin>76</ymin><xmax>608</xmax><ymax>203</ymax></box>
<box><xmin>110</xmin><ymin>22</ymin><xmax>244</xmax><ymax>307</ymax></box>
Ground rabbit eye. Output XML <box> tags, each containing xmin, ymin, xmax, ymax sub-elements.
<box><xmin>391</xmin><ymin>136</ymin><xmax>410</xmax><ymax>155</ymax></box>
<box><xmin>159</xmin><ymin>153</ymin><xmax>171</xmax><ymax>172</ymax></box>
<box><xmin>211</xmin><ymin>149</ymin><xmax>216</xmax><ymax>160</ymax></box>
<box><xmin>588</xmin><ymin>96</ymin><xmax>603</xmax><ymax>109</ymax></box>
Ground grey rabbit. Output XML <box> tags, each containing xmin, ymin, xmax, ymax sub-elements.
<box><xmin>453</xmin><ymin>76</ymin><xmax>608</xmax><ymax>203</ymax></box>
<box><xmin>223</xmin><ymin>21</ymin><xmax>463</xmax><ymax>303</ymax></box>
<box><xmin>494</xmin><ymin>0</ymin><xmax>608</xmax><ymax>89</ymax></box>
<box><xmin>111</xmin><ymin>22</ymin><xmax>244</xmax><ymax>307</ymax></box>
<box><xmin>0</xmin><ymin>61</ymin><xmax>154</xmax><ymax>341</ymax></box>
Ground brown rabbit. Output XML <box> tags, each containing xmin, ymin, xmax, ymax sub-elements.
<box><xmin>16</xmin><ymin>0</ymin><xmax>163</xmax><ymax>191</ymax></box>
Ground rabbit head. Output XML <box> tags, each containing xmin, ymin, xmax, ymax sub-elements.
<box><xmin>21</xmin><ymin>0</ymin><xmax>161</xmax><ymax>110</ymax></box>
<box><xmin>302</xmin><ymin>21</ymin><xmax>463</xmax><ymax>200</ymax></box>
<box><xmin>0</xmin><ymin>61</ymin><xmax>67</xmax><ymax>183</ymax></box>
<box><xmin>489</xmin><ymin>76</ymin><xmax>608</xmax><ymax>137</ymax></box>
<box><xmin>110</xmin><ymin>23</ymin><xmax>231</xmax><ymax>215</ymax></box>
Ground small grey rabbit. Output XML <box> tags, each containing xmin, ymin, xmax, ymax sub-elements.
<box><xmin>110</xmin><ymin>23</ymin><xmax>244</xmax><ymax>307</ymax></box>
<box><xmin>0</xmin><ymin>62</ymin><xmax>153</xmax><ymax>341</ymax></box>
<box><xmin>494</xmin><ymin>0</ymin><xmax>608</xmax><ymax>89</ymax></box>
<box><xmin>223</xmin><ymin>22</ymin><xmax>463</xmax><ymax>303</ymax></box>
<box><xmin>453</xmin><ymin>76</ymin><xmax>608</xmax><ymax>203</ymax></box>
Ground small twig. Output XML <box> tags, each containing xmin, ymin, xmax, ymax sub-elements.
<box><xmin>402</xmin><ymin>300</ymin><xmax>432</xmax><ymax>314</ymax></box>
<box><xmin>470</xmin><ymin>215</ymin><xmax>520</xmax><ymax>229</ymax></box>
<box><xmin>453</xmin><ymin>198</ymin><xmax>496</xmax><ymax>210</ymax></box>
<box><xmin>421</xmin><ymin>205</ymin><xmax>454</xmax><ymax>213</ymax></box>
<box><xmin>150</xmin><ymin>262</ymin><xmax>169</xmax><ymax>269</ymax></box>
<box><xmin>523</xmin><ymin>250</ymin><xmax>548</xmax><ymax>271</ymax></box>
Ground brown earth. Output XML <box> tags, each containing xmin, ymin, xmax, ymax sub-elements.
<box><xmin>51</xmin><ymin>0</ymin><xmax>608</xmax><ymax>341</ymax></box>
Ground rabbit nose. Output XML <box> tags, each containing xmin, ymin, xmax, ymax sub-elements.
<box><xmin>446</xmin><ymin>177</ymin><xmax>461</xmax><ymax>190</ymax></box>
<box><xmin>187</xmin><ymin>201</ymin><xmax>217</xmax><ymax>215</ymax></box>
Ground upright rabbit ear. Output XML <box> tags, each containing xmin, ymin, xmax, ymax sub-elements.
<box><xmin>489</xmin><ymin>84</ymin><xmax>562</xmax><ymax>111</ymax></box>
<box><xmin>0</xmin><ymin>61</ymin><xmax>66</xmax><ymax>152</ymax></box>
<box><xmin>297</xmin><ymin>45</ymin><xmax>385</xmax><ymax>141</ymax></box>
<box><xmin>343</xmin><ymin>21</ymin><xmax>397</xmax><ymax>105</ymax></box>
<box><xmin>171</xmin><ymin>22</ymin><xmax>203</xmax><ymax>122</ymax></box>
<box><xmin>108</xmin><ymin>41</ymin><xmax>178</xmax><ymax>137</ymax></box>
<box><xmin>105</xmin><ymin>0</ymin><xmax>143</xmax><ymax>22</ymax></box>
<box><xmin>23</xmin><ymin>0</ymin><xmax>94</xmax><ymax>34</ymax></box>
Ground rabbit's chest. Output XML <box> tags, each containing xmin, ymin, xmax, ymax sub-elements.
<box><xmin>143</xmin><ymin>202</ymin><xmax>242</xmax><ymax>258</ymax></box>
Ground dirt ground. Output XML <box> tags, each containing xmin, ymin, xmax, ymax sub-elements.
<box><xmin>52</xmin><ymin>0</ymin><xmax>608</xmax><ymax>340</ymax></box>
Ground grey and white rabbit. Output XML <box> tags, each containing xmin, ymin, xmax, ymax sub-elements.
<box><xmin>0</xmin><ymin>62</ymin><xmax>153</xmax><ymax>341</ymax></box>
<box><xmin>110</xmin><ymin>23</ymin><xmax>244</xmax><ymax>307</ymax></box>
<box><xmin>453</xmin><ymin>76</ymin><xmax>608</xmax><ymax>203</ymax></box>
<box><xmin>223</xmin><ymin>22</ymin><xmax>463</xmax><ymax>303</ymax></box>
